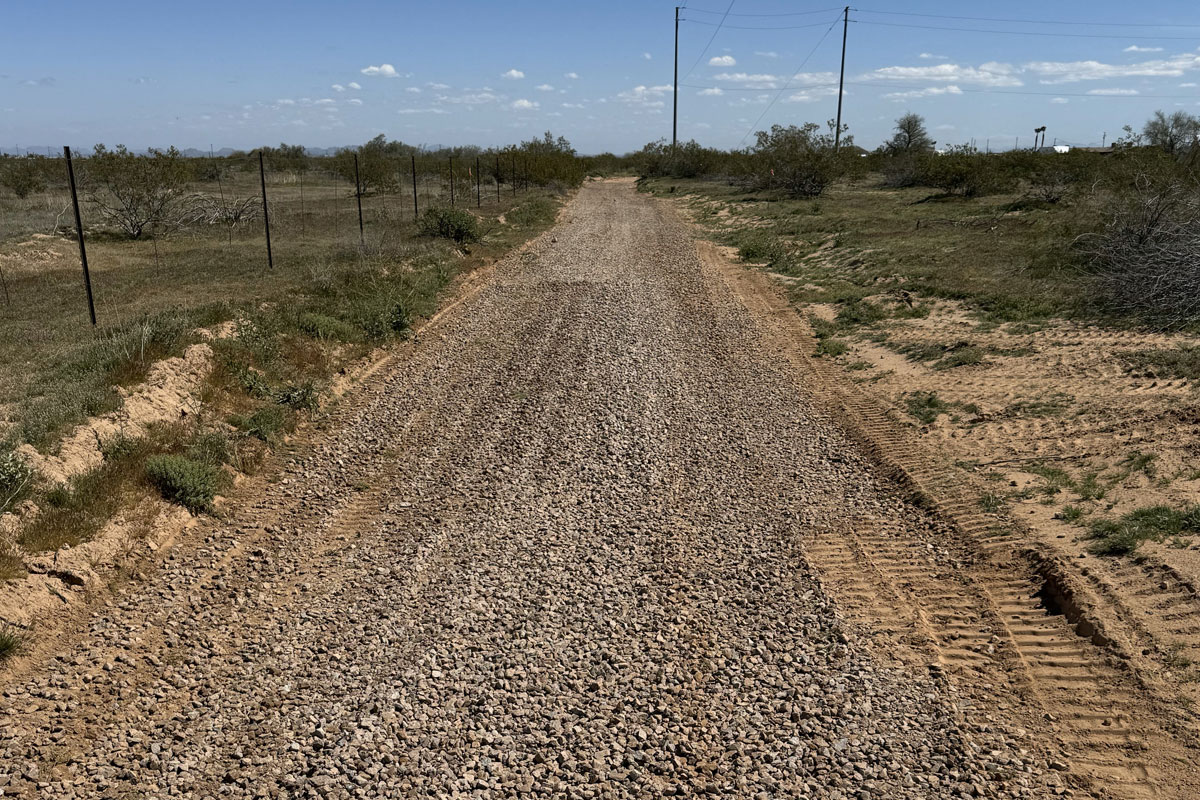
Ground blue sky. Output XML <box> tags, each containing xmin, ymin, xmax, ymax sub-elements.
<box><xmin>2</xmin><ymin>0</ymin><xmax>1200</xmax><ymax>154</ymax></box>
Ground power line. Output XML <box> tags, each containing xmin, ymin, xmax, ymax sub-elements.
<box><xmin>683</xmin><ymin>18</ymin><xmax>844</xmax><ymax>30</ymax></box>
<box><xmin>851</xmin><ymin>19</ymin><xmax>1200</xmax><ymax>40</ymax></box>
<box><xmin>681</xmin><ymin>81</ymin><xmax>838</xmax><ymax>92</ymax></box>
<box><xmin>853</xmin><ymin>8</ymin><xmax>1200</xmax><ymax>29</ymax></box>
<box><xmin>737</xmin><ymin>15</ymin><xmax>843</xmax><ymax>146</ymax></box>
<box><xmin>680</xmin><ymin>0</ymin><xmax>737</xmax><ymax>83</ymax></box>
<box><xmin>685</xmin><ymin>6</ymin><xmax>842</xmax><ymax>17</ymax></box>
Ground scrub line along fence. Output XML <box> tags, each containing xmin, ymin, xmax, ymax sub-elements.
<box><xmin>7</xmin><ymin>145</ymin><xmax>554</xmax><ymax>326</ymax></box>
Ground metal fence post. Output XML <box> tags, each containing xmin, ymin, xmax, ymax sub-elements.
<box><xmin>258</xmin><ymin>150</ymin><xmax>273</xmax><ymax>269</ymax></box>
<box><xmin>449</xmin><ymin>156</ymin><xmax>455</xmax><ymax>207</ymax></box>
<box><xmin>64</xmin><ymin>146</ymin><xmax>97</xmax><ymax>325</ymax></box>
<box><xmin>476</xmin><ymin>156</ymin><xmax>481</xmax><ymax>208</ymax></box>
<box><xmin>353</xmin><ymin>153</ymin><xmax>365</xmax><ymax>249</ymax></box>
<box><xmin>511</xmin><ymin>152</ymin><xmax>517</xmax><ymax>197</ymax></box>
<box><xmin>495</xmin><ymin>155</ymin><xmax>501</xmax><ymax>202</ymax></box>
<box><xmin>411</xmin><ymin>154</ymin><xmax>419</xmax><ymax>219</ymax></box>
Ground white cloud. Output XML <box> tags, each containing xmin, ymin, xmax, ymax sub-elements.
<box><xmin>1124</xmin><ymin>45</ymin><xmax>1164</xmax><ymax>53</ymax></box>
<box><xmin>562</xmin><ymin>102</ymin><xmax>586</xmax><ymax>108</ymax></box>
<box><xmin>882</xmin><ymin>85</ymin><xmax>964</xmax><ymax>101</ymax></box>
<box><xmin>502</xmin><ymin>69</ymin><xmax>525</xmax><ymax>80</ymax></box>
<box><xmin>1050</xmin><ymin>97</ymin><xmax>1069</xmax><ymax>104</ymax></box>
<box><xmin>276</xmin><ymin>98</ymin><xmax>295</xmax><ymax>106</ymax></box>
<box><xmin>347</xmin><ymin>98</ymin><xmax>363</xmax><ymax>105</ymax></box>
<box><xmin>1027</xmin><ymin>54</ymin><xmax>1200</xmax><ymax>83</ymax></box>
<box><xmin>709</xmin><ymin>55</ymin><xmax>737</xmax><ymax>67</ymax></box>
<box><xmin>564</xmin><ymin>72</ymin><xmax>580</xmax><ymax>79</ymax></box>
<box><xmin>861</xmin><ymin>62</ymin><xmax>1021</xmax><ymax>87</ymax></box>
<box><xmin>427</xmin><ymin>82</ymin><xmax>451</xmax><ymax>90</ymax></box>
<box><xmin>919</xmin><ymin>53</ymin><xmax>949</xmax><ymax>60</ymax></box>
<box><xmin>398</xmin><ymin>108</ymin><xmax>448</xmax><ymax>115</ymax></box>
<box><xmin>755</xmin><ymin>51</ymin><xmax>778</xmax><ymax>59</ymax></box>
<box><xmin>536</xmin><ymin>83</ymin><xmax>555</xmax><ymax>91</ymax></box>
<box><xmin>348</xmin><ymin>81</ymin><xmax>361</xmax><ymax>90</ymax></box>
<box><xmin>314</xmin><ymin>98</ymin><xmax>335</xmax><ymax>105</ymax></box>
<box><xmin>712</xmin><ymin>72</ymin><xmax>781</xmax><ymax>89</ymax></box>
<box><xmin>1087</xmin><ymin>87</ymin><xmax>1139</xmax><ymax>95</ymax></box>
<box><xmin>698</xmin><ymin>87</ymin><xmax>724</xmax><ymax>96</ymax></box>
<box><xmin>405</xmin><ymin>87</ymin><xmax>421</xmax><ymax>93</ymax></box>
<box><xmin>437</xmin><ymin>92</ymin><xmax>503</xmax><ymax>105</ymax></box>
<box><xmin>332</xmin><ymin>84</ymin><xmax>345</xmax><ymax>92</ymax></box>
<box><xmin>643</xmin><ymin>52</ymin><xmax>652</xmax><ymax>60</ymax></box>
<box><xmin>361</xmin><ymin>64</ymin><xmax>400</xmax><ymax>78</ymax></box>
<box><xmin>511</xmin><ymin>98</ymin><xmax>539</xmax><ymax>110</ymax></box>
<box><xmin>785</xmin><ymin>86</ymin><xmax>841</xmax><ymax>103</ymax></box>
<box><xmin>618</xmin><ymin>84</ymin><xmax>673</xmax><ymax>107</ymax></box>
<box><xmin>1182</xmin><ymin>82</ymin><xmax>1199</xmax><ymax>87</ymax></box>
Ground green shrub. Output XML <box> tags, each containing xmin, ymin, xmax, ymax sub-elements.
<box><xmin>0</xmin><ymin>625</ymin><xmax>23</xmax><ymax>661</ymax></box>
<box><xmin>737</xmin><ymin>232</ymin><xmax>789</xmax><ymax>267</ymax></box>
<box><xmin>144</xmin><ymin>454</ymin><xmax>226</xmax><ymax>514</ymax></box>
<box><xmin>904</xmin><ymin>391</ymin><xmax>951</xmax><ymax>425</ymax></box>
<box><xmin>0</xmin><ymin>448</ymin><xmax>33</xmax><ymax>514</ymax></box>
<box><xmin>816</xmin><ymin>338</ymin><xmax>849</xmax><ymax>357</ymax></box>
<box><xmin>234</xmin><ymin>405</ymin><xmax>288</xmax><ymax>442</ymax></box>
<box><xmin>186</xmin><ymin>431</ymin><xmax>231</xmax><ymax>466</ymax></box>
<box><xmin>351</xmin><ymin>292</ymin><xmax>410</xmax><ymax>340</ymax></box>
<box><xmin>506</xmin><ymin>197</ymin><xmax>557</xmax><ymax>228</ymax></box>
<box><xmin>418</xmin><ymin>206</ymin><xmax>479</xmax><ymax>243</ymax></box>
<box><xmin>274</xmin><ymin>381</ymin><xmax>319</xmax><ymax>411</ymax></box>
<box><xmin>0</xmin><ymin>158</ymin><xmax>47</xmax><ymax>198</ymax></box>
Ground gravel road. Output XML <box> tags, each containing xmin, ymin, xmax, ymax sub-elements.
<box><xmin>0</xmin><ymin>180</ymin><xmax>1054</xmax><ymax>798</ymax></box>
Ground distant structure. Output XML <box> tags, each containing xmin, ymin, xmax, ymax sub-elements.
<box><xmin>1036</xmin><ymin>145</ymin><xmax>1073</xmax><ymax>154</ymax></box>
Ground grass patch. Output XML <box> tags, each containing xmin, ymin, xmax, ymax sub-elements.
<box><xmin>0</xmin><ymin>448</ymin><xmax>33</xmax><ymax>515</ymax></box>
<box><xmin>1125</xmin><ymin>346</ymin><xmax>1200</xmax><ymax>381</ymax></box>
<box><xmin>904</xmin><ymin>392</ymin><xmax>951</xmax><ymax>425</ymax></box>
<box><xmin>1085</xmin><ymin>504</ymin><xmax>1200</xmax><ymax>556</ymax></box>
<box><xmin>933</xmin><ymin>346</ymin><xmax>988</xmax><ymax>370</ymax></box>
<box><xmin>816</xmin><ymin>338</ymin><xmax>849</xmax><ymax>357</ymax></box>
<box><xmin>144</xmin><ymin>454</ymin><xmax>227</xmax><ymax>514</ymax></box>
<box><xmin>0</xmin><ymin>625</ymin><xmax>22</xmax><ymax>662</ymax></box>
<box><xmin>1058</xmin><ymin>505</ymin><xmax>1085</xmax><ymax>522</ymax></box>
<box><xmin>980</xmin><ymin>492</ymin><xmax>1005</xmax><ymax>513</ymax></box>
<box><xmin>418</xmin><ymin>206</ymin><xmax>480</xmax><ymax>244</ymax></box>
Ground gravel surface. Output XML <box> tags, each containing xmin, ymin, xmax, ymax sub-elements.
<box><xmin>0</xmin><ymin>180</ymin><xmax>1049</xmax><ymax>798</ymax></box>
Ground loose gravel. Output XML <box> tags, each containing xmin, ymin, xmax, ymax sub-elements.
<box><xmin>0</xmin><ymin>180</ymin><xmax>1050</xmax><ymax>798</ymax></box>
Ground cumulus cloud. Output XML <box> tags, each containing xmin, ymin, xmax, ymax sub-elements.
<box><xmin>536</xmin><ymin>83</ymin><xmax>555</xmax><ymax>91</ymax></box>
<box><xmin>1182</xmin><ymin>82</ymin><xmax>1199</xmax><ymax>87</ymax></box>
<box><xmin>437</xmin><ymin>92</ymin><xmax>503</xmax><ymax>105</ymax></box>
<box><xmin>755</xmin><ymin>51</ymin><xmax>778</xmax><ymax>59</ymax></box>
<box><xmin>348</xmin><ymin>81</ymin><xmax>361</xmax><ymax>90</ymax></box>
<box><xmin>502</xmin><ymin>69</ymin><xmax>525</xmax><ymax>80</ymax></box>
<box><xmin>861</xmin><ymin>62</ymin><xmax>1021</xmax><ymax>87</ymax></box>
<box><xmin>1124</xmin><ymin>45</ymin><xmax>1164</xmax><ymax>53</ymax></box>
<box><xmin>562</xmin><ymin>102</ymin><xmax>586</xmax><ymax>108</ymax></box>
<box><xmin>617</xmin><ymin>84</ymin><xmax>673</xmax><ymax>107</ymax></box>
<box><xmin>643</xmin><ymin>52</ymin><xmax>652</xmax><ymax>60</ymax></box>
<box><xmin>784</xmin><ymin>86</ymin><xmax>841</xmax><ymax>103</ymax></box>
<box><xmin>1027</xmin><ymin>54</ymin><xmax>1200</xmax><ymax>83</ymax></box>
<box><xmin>564</xmin><ymin>72</ymin><xmax>580</xmax><ymax>79</ymax></box>
<box><xmin>919</xmin><ymin>53</ymin><xmax>949</xmax><ymax>60</ymax></box>
<box><xmin>428</xmin><ymin>82</ymin><xmax>451</xmax><ymax>90</ymax></box>
<box><xmin>1087</xmin><ymin>87</ymin><xmax>1139</xmax><ymax>95</ymax></box>
<box><xmin>881</xmin><ymin>85</ymin><xmax>964</xmax><ymax>101</ymax></box>
<box><xmin>361</xmin><ymin>64</ymin><xmax>400</xmax><ymax>78</ymax></box>
<box><xmin>332</xmin><ymin>84</ymin><xmax>345</xmax><ymax>92</ymax></box>
<box><xmin>709</xmin><ymin>55</ymin><xmax>736</xmax><ymax>67</ymax></box>
<box><xmin>405</xmin><ymin>87</ymin><xmax>421</xmax><ymax>93</ymax></box>
<box><xmin>1050</xmin><ymin>97</ymin><xmax>1069</xmax><ymax>104</ymax></box>
<box><xmin>698</xmin><ymin>87</ymin><xmax>724</xmax><ymax>96</ymax></box>
<box><xmin>712</xmin><ymin>72</ymin><xmax>781</xmax><ymax>89</ymax></box>
<box><xmin>347</xmin><ymin>98</ymin><xmax>363</xmax><ymax>105</ymax></box>
<box><xmin>511</xmin><ymin>98</ymin><xmax>539</xmax><ymax>110</ymax></box>
<box><xmin>398</xmin><ymin>108</ymin><xmax>449</xmax><ymax>115</ymax></box>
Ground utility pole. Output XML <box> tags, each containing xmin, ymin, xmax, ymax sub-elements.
<box><xmin>672</xmin><ymin>6</ymin><xmax>680</xmax><ymax>152</ymax></box>
<box><xmin>834</xmin><ymin>6</ymin><xmax>849</xmax><ymax>152</ymax></box>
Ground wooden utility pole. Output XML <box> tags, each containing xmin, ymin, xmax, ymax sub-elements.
<box><xmin>673</xmin><ymin>6</ymin><xmax>680</xmax><ymax>152</ymax></box>
<box><xmin>834</xmin><ymin>6</ymin><xmax>849</xmax><ymax>152</ymax></box>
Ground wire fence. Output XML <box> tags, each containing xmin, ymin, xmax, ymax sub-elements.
<box><xmin>0</xmin><ymin>144</ymin><xmax>571</xmax><ymax>326</ymax></box>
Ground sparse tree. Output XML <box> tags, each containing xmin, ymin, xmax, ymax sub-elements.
<box><xmin>1142</xmin><ymin>110</ymin><xmax>1200</xmax><ymax>155</ymax></box>
<box><xmin>885</xmin><ymin>112</ymin><xmax>934</xmax><ymax>154</ymax></box>
<box><xmin>83</xmin><ymin>145</ymin><xmax>188</xmax><ymax>239</ymax></box>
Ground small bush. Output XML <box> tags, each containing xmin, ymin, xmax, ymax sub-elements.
<box><xmin>816</xmin><ymin>338</ymin><xmax>849</xmax><ymax>357</ymax></box>
<box><xmin>186</xmin><ymin>431</ymin><xmax>231</xmax><ymax>466</ymax></box>
<box><xmin>144</xmin><ymin>454</ymin><xmax>226</xmax><ymax>514</ymax></box>
<box><xmin>418</xmin><ymin>206</ymin><xmax>479</xmax><ymax>243</ymax></box>
<box><xmin>0</xmin><ymin>158</ymin><xmax>47</xmax><ymax>199</ymax></box>
<box><xmin>933</xmin><ymin>346</ymin><xmax>988</xmax><ymax>370</ymax></box>
<box><xmin>350</xmin><ymin>293</ymin><xmax>410</xmax><ymax>340</ymax></box>
<box><xmin>0</xmin><ymin>448</ymin><xmax>33</xmax><ymax>515</ymax></box>
<box><xmin>235</xmin><ymin>405</ymin><xmax>287</xmax><ymax>442</ymax></box>
<box><xmin>506</xmin><ymin>197</ymin><xmax>557</xmax><ymax>228</ymax></box>
<box><xmin>275</xmin><ymin>381</ymin><xmax>319</xmax><ymax>411</ymax></box>
<box><xmin>737</xmin><ymin>232</ymin><xmax>789</xmax><ymax>267</ymax></box>
<box><xmin>1125</xmin><ymin>346</ymin><xmax>1200</xmax><ymax>381</ymax></box>
<box><xmin>904</xmin><ymin>391</ymin><xmax>952</xmax><ymax>425</ymax></box>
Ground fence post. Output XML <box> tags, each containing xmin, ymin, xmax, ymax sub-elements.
<box><xmin>476</xmin><ymin>156</ymin><xmax>481</xmax><ymax>208</ymax></box>
<box><xmin>258</xmin><ymin>151</ymin><xmax>274</xmax><ymax>269</ymax></box>
<box><xmin>64</xmin><ymin>146</ymin><xmax>97</xmax><ymax>325</ymax></box>
<box><xmin>449</xmin><ymin>156</ymin><xmax>455</xmax><ymax>207</ymax></box>
<box><xmin>411</xmin><ymin>154</ymin><xmax>419</xmax><ymax>219</ymax></box>
<box><xmin>511</xmin><ymin>152</ymin><xmax>517</xmax><ymax>197</ymax></box>
<box><xmin>353</xmin><ymin>153</ymin><xmax>365</xmax><ymax>249</ymax></box>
